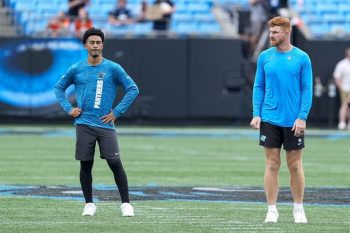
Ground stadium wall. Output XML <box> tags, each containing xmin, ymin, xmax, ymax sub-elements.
<box><xmin>0</xmin><ymin>36</ymin><xmax>349</xmax><ymax>126</ymax></box>
<box><xmin>0</xmin><ymin>37</ymin><xmax>246</xmax><ymax>124</ymax></box>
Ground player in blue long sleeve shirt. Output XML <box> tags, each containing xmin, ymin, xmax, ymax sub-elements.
<box><xmin>55</xmin><ymin>52</ymin><xmax>138</xmax><ymax>129</ymax></box>
<box><xmin>54</xmin><ymin>28</ymin><xmax>138</xmax><ymax>217</ymax></box>
<box><xmin>252</xmin><ymin>46</ymin><xmax>312</xmax><ymax>127</ymax></box>
<box><xmin>250</xmin><ymin>17</ymin><xmax>312</xmax><ymax>224</ymax></box>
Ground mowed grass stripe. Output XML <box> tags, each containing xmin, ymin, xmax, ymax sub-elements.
<box><xmin>1</xmin><ymin>197</ymin><xmax>350</xmax><ymax>232</ymax></box>
<box><xmin>1</xmin><ymin>132</ymin><xmax>349</xmax><ymax>187</ymax></box>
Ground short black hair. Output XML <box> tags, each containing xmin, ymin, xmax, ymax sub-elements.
<box><xmin>82</xmin><ymin>27</ymin><xmax>104</xmax><ymax>44</ymax></box>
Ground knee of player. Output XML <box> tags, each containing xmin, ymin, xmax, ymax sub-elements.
<box><xmin>266</xmin><ymin>161</ymin><xmax>281</xmax><ymax>172</ymax></box>
<box><xmin>287</xmin><ymin>162</ymin><xmax>302</xmax><ymax>173</ymax></box>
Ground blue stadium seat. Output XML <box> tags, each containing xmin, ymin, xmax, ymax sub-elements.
<box><xmin>107</xmin><ymin>24</ymin><xmax>135</xmax><ymax>36</ymax></box>
<box><xmin>193</xmin><ymin>13</ymin><xmax>215</xmax><ymax>22</ymax></box>
<box><xmin>134</xmin><ymin>22</ymin><xmax>153</xmax><ymax>34</ymax></box>
<box><xmin>309</xmin><ymin>24</ymin><xmax>330</xmax><ymax>38</ymax></box>
<box><xmin>173</xmin><ymin>22</ymin><xmax>199</xmax><ymax>33</ymax></box>
<box><xmin>344</xmin><ymin>23</ymin><xmax>350</xmax><ymax>33</ymax></box>
<box><xmin>323</xmin><ymin>13</ymin><xmax>345</xmax><ymax>23</ymax></box>
<box><xmin>14</xmin><ymin>1</ymin><xmax>35</xmax><ymax>11</ymax></box>
<box><xmin>199</xmin><ymin>22</ymin><xmax>221</xmax><ymax>33</ymax></box>
<box><xmin>173</xmin><ymin>12</ymin><xmax>193</xmax><ymax>21</ymax></box>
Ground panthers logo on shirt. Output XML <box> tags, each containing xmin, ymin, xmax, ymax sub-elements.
<box><xmin>97</xmin><ymin>72</ymin><xmax>105</xmax><ymax>79</ymax></box>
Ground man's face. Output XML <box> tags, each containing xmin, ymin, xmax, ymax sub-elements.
<box><xmin>85</xmin><ymin>35</ymin><xmax>103</xmax><ymax>58</ymax></box>
<box><xmin>269</xmin><ymin>26</ymin><xmax>288</xmax><ymax>47</ymax></box>
<box><xmin>118</xmin><ymin>0</ymin><xmax>126</xmax><ymax>7</ymax></box>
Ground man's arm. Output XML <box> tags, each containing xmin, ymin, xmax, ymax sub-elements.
<box><xmin>54</xmin><ymin>70</ymin><xmax>74</xmax><ymax>114</ymax></box>
<box><xmin>112</xmin><ymin>66</ymin><xmax>139</xmax><ymax>118</ymax></box>
<box><xmin>250</xmin><ymin>54</ymin><xmax>265</xmax><ymax>129</ymax></box>
<box><xmin>297</xmin><ymin>54</ymin><xmax>313</xmax><ymax>121</ymax></box>
<box><xmin>252</xmin><ymin>54</ymin><xmax>266</xmax><ymax>118</ymax></box>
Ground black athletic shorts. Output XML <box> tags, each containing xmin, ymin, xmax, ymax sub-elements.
<box><xmin>75</xmin><ymin>124</ymin><xmax>120</xmax><ymax>161</ymax></box>
<box><xmin>259</xmin><ymin>122</ymin><xmax>305</xmax><ymax>150</ymax></box>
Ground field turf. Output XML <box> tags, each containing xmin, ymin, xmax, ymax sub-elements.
<box><xmin>0</xmin><ymin>126</ymin><xmax>349</xmax><ymax>232</ymax></box>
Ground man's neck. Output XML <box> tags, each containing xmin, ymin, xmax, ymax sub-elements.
<box><xmin>88</xmin><ymin>56</ymin><xmax>103</xmax><ymax>66</ymax></box>
<box><xmin>276</xmin><ymin>42</ymin><xmax>293</xmax><ymax>52</ymax></box>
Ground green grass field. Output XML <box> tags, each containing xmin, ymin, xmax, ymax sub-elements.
<box><xmin>0</xmin><ymin>126</ymin><xmax>349</xmax><ymax>232</ymax></box>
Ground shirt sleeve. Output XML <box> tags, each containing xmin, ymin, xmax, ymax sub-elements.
<box><xmin>298</xmin><ymin>54</ymin><xmax>313</xmax><ymax>120</ymax></box>
<box><xmin>54</xmin><ymin>68</ymin><xmax>74</xmax><ymax>114</ymax></box>
<box><xmin>112</xmin><ymin>65</ymin><xmax>139</xmax><ymax>117</ymax></box>
<box><xmin>252</xmin><ymin>53</ymin><xmax>265</xmax><ymax>117</ymax></box>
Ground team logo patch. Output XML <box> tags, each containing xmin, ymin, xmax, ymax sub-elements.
<box><xmin>260</xmin><ymin>135</ymin><xmax>267</xmax><ymax>142</ymax></box>
<box><xmin>97</xmin><ymin>72</ymin><xmax>105</xmax><ymax>79</ymax></box>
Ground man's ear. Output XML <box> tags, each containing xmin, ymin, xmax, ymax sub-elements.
<box><xmin>285</xmin><ymin>30</ymin><xmax>289</xmax><ymax>37</ymax></box>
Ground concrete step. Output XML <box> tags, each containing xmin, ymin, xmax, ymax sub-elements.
<box><xmin>0</xmin><ymin>10</ymin><xmax>10</xmax><ymax>16</ymax></box>
<box><xmin>0</xmin><ymin>6</ymin><xmax>11</xmax><ymax>13</ymax></box>
<box><xmin>0</xmin><ymin>5</ymin><xmax>18</xmax><ymax>35</ymax></box>
<box><xmin>0</xmin><ymin>25</ymin><xmax>19</xmax><ymax>36</ymax></box>
<box><xmin>0</xmin><ymin>16</ymin><xmax>12</xmax><ymax>25</ymax></box>
<box><xmin>0</xmin><ymin>5</ymin><xmax>14</xmax><ymax>26</ymax></box>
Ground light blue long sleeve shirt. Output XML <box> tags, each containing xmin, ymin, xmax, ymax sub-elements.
<box><xmin>252</xmin><ymin>46</ymin><xmax>313</xmax><ymax>127</ymax></box>
<box><xmin>55</xmin><ymin>58</ymin><xmax>139</xmax><ymax>129</ymax></box>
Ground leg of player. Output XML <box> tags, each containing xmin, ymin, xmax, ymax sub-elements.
<box><xmin>106</xmin><ymin>158</ymin><xmax>134</xmax><ymax>217</ymax></box>
<box><xmin>338</xmin><ymin>101</ymin><xmax>348</xmax><ymax>130</ymax></box>
<box><xmin>80</xmin><ymin>160</ymin><xmax>96</xmax><ymax>216</ymax></box>
<box><xmin>286</xmin><ymin>150</ymin><xmax>307</xmax><ymax>224</ymax></box>
<box><xmin>264</xmin><ymin>148</ymin><xmax>281</xmax><ymax>223</ymax></box>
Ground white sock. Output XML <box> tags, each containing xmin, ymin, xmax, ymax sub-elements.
<box><xmin>294</xmin><ymin>203</ymin><xmax>304</xmax><ymax>210</ymax></box>
<box><xmin>268</xmin><ymin>205</ymin><xmax>277</xmax><ymax>211</ymax></box>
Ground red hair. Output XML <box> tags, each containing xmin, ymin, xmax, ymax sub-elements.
<box><xmin>268</xmin><ymin>16</ymin><xmax>291</xmax><ymax>30</ymax></box>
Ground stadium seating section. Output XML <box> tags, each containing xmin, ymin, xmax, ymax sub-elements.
<box><xmin>289</xmin><ymin>0</ymin><xmax>350</xmax><ymax>38</ymax></box>
<box><xmin>5</xmin><ymin>0</ymin><xmax>225</xmax><ymax>36</ymax></box>
<box><xmin>5</xmin><ymin>0</ymin><xmax>350</xmax><ymax>38</ymax></box>
<box><xmin>221</xmin><ymin>0</ymin><xmax>350</xmax><ymax>39</ymax></box>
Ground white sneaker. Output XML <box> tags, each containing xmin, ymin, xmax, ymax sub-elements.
<box><xmin>121</xmin><ymin>203</ymin><xmax>134</xmax><ymax>217</ymax></box>
<box><xmin>294</xmin><ymin>209</ymin><xmax>308</xmax><ymax>223</ymax></box>
<box><xmin>264</xmin><ymin>209</ymin><xmax>279</xmax><ymax>223</ymax></box>
<box><xmin>82</xmin><ymin>203</ymin><xmax>96</xmax><ymax>216</ymax></box>
<box><xmin>338</xmin><ymin>122</ymin><xmax>346</xmax><ymax>130</ymax></box>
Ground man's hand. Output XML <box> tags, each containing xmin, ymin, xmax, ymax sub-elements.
<box><xmin>292</xmin><ymin>119</ymin><xmax>306</xmax><ymax>137</ymax></box>
<box><xmin>250</xmin><ymin>117</ymin><xmax>261</xmax><ymax>130</ymax></box>
<box><xmin>69</xmin><ymin>108</ymin><xmax>82</xmax><ymax>118</ymax></box>
<box><xmin>100</xmin><ymin>111</ymin><xmax>116</xmax><ymax>124</ymax></box>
